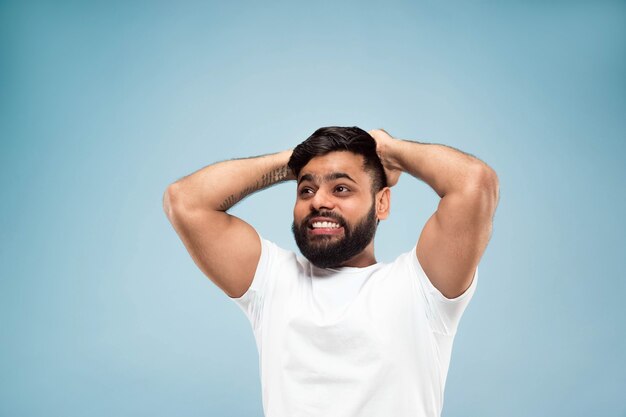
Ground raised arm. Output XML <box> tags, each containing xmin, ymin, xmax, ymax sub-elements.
<box><xmin>369</xmin><ymin>129</ymin><xmax>499</xmax><ymax>299</ymax></box>
<box><xmin>163</xmin><ymin>150</ymin><xmax>294</xmax><ymax>298</ymax></box>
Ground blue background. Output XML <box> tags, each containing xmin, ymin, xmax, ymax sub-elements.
<box><xmin>1</xmin><ymin>1</ymin><xmax>625</xmax><ymax>416</ymax></box>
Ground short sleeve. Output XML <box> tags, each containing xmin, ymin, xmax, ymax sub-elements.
<box><xmin>408</xmin><ymin>247</ymin><xmax>478</xmax><ymax>335</ymax></box>
<box><xmin>230</xmin><ymin>234</ymin><xmax>274</xmax><ymax>335</ymax></box>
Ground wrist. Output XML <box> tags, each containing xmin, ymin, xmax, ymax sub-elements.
<box><xmin>379</xmin><ymin>137</ymin><xmax>406</xmax><ymax>172</ymax></box>
<box><xmin>269</xmin><ymin>149</ymin><xmax>296</xmax><ymax>181</ymax></box>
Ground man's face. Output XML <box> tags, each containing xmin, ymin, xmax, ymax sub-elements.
<box><xmin>292</xmin><ymin>151</ymin><xmax>379</xmax><ymax>268</ymax></box>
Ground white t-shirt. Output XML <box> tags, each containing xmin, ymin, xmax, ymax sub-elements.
<box><xmin>231</xmin><ymin>236</ymin><xmax>478</xmax><ymax>417</ymax></box>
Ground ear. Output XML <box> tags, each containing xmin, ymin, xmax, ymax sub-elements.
<box><xmin>375</xmin><ymin>187</ymin><xmax>391</xmax><ymax>221</ymax></box>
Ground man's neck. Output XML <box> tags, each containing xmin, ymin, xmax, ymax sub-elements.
<box><xmin>340</xmin><ymin>245</ymin><xmax>377</xmax><ymax>268</ymax></box>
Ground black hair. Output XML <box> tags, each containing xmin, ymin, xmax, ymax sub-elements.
<box><xmin>288</xmin><ymin>126</ymin><xmax>388</xmax><ymax>193</ymax></box>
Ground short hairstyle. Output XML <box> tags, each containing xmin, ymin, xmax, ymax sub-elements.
<box><xmin>288</xmin><ymin>126</ymin><xmax>388</xmax><ymax>193</ymax></box>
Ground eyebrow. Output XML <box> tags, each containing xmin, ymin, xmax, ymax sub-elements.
<box><xmin>298</xmin><ymin>172</ymin><xmax>357</xmax><ymax>185</ymax></box>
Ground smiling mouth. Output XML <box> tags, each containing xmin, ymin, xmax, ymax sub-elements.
<box><xmin>310</xmin><ymin>221</ymin><xmax>341</xmax><ymax>229</ymax></box>
<box><xmin>308</xmin><ymin>221</ymin><xmax>344</xmax><ymax>236</ymax></box>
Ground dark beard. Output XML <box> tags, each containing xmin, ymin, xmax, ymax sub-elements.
<box><xmin>291</xmin><ymin>203</ymin><xmax>378</xmax><ymax>268</ymax></box>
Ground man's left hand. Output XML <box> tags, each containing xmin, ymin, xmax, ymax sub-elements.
<box><xmin>368</xmin><ymin>128</ymin><xmax>402</xmax><ymax>187</ymax></box>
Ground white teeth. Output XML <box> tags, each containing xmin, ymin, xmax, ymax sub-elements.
<box><xmin>312</xmin><ymin>221</ymin><xmax>340</xmax><ymax>229</ymax></box>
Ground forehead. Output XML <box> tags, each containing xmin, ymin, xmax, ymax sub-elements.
<box><xmin>298</xmin><ymin>151</ymin><xmax>368</xmax><ymax>182</ymax></box>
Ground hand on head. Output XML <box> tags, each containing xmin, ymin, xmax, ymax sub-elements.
<box><xmin>368</xmin><ymin>129</ymin><xmax>402</xmax><ymax>187</ymax></box>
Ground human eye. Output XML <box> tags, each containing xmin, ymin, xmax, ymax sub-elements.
<box><xmin>334</xmin><ymin>185</ymin><xmax>351</xmax><ymax>194</ymax></box>
<box><xmin>298</xmin><ymin>187</ymin><xmax>314</xmax><ymax>197</ymax></box>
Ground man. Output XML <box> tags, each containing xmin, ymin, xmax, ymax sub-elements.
<box><xmin>163</xmin><ymin>126</ymin><xmax>499</xmax><ymax>417</ymax></box>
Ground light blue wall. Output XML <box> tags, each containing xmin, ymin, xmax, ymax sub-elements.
<box><xmin>1</xmin><ymin>1</ymin><xmax>624</xmax><ymax>416</ymax></box>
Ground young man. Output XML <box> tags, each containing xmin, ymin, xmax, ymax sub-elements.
<box><xmin>163</xmin><ymin>126</ymin><xmax>499</xmax><ymax>417</ymax></box>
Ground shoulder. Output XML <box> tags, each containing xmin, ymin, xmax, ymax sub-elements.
<box><xmin>388</xmin><ymin>247</ymin><xmax>420</xmax><ymax>271</ymax></box>
<box><xmin>389</xmin><ymin>246</ymin><xmax>478</xmax><ymax>300</ymax></box>
<box><xmin>257</xmin><ymin>236</ymin><xmax>304</xmax><ymax>272</ymax></box>
<box><xmin>259</xmin><ymin>237</ymin><xmax>296</xmax><ymax>260</ymax></box>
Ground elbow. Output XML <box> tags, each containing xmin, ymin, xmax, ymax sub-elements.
<box><xmin>163</xmin><ymin>183</ymin><xmax>182</xmax><ymax>221</ymax></box>
<box><xmin>466</xmin><ymin>164</ymin><xmax>500</xmax><ymax>212</ymax></box>
<box><xmin>482</xmin><ymin>167</ymin><xmax>500</xmax><ymax>214</ymax></box>
<box><xmin>486</xmin><ymin>168</ymin><xmax>500</xmax><ymax>206</ymax></box>
<box><xmin>479</xmin><ymin>166</ymin><xmax>499</xmax><ymax>203</ymax></box>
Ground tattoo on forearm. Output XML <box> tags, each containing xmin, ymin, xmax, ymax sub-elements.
<box><xmin>218</xmin><ymin>165</ymin><xmax>291</xmax><ymax>211</ymax></box>
<box><xmin>219</xmin><ymin>194</ymin><xmax>236</xmax><ymax>211</ymax></box>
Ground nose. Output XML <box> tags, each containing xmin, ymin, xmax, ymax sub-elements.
<box><xmin>310</xmin><ymin>188</ymin><xmax>335</xmax><ymax>211</ymax></box>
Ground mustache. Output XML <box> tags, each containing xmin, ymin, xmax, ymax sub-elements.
<box><xmin>301</xmin><ymin>210</ymin><xmax>348</xmax><ymax>229</ymax></box>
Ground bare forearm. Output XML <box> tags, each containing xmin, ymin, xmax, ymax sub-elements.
<box><xmin>381</xmin><ymin>138</ymin><xmax>497</xmax><ymax>198</ymax></box>
<box><xmin>165</xmin><ymin>150</ymin><xmax>294</xmax><ymax>214</ymax></box>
